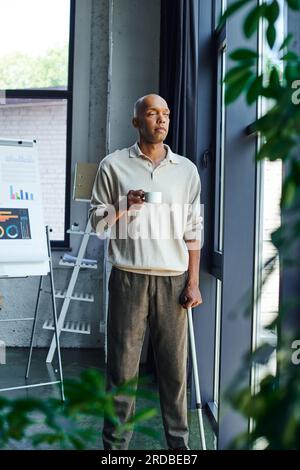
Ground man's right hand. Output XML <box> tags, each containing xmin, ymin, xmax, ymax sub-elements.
<box><xmin>127</xmin><ymin>189</ymin><xmax>145</xmax><ymax>211</ymax></box>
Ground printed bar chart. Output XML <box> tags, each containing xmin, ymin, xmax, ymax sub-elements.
<box><xmin>10</xmin><ymin>185</ymin><xmax>34</xmax><ymax>201</ymax></box>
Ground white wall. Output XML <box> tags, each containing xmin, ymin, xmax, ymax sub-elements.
<box><xmin>108</xmin><ymin>0</ymin><xmax>161</xmax><ymax>152</ymax></box>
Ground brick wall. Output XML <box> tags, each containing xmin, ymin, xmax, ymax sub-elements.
<box><xmin>0</xmin><ymin>101</ymin><xmax>67</xmax><ymax>240</ymax></box>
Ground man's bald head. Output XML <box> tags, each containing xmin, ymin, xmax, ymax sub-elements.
<box><xmin>133</xmin><ymin>94</ymin><xmax>168</xmax><ymax>118</ymax></box>
<box><xmin>132</xmin><ymin>94</ymin><xmax>170</xmax><ymax>144</ymax></box>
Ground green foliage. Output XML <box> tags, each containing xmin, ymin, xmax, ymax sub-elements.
<box><xmin>279</xmin><ymin>32</ymin><xmax>294</xmax><ymax>51</ymax></box>
<box><xmin>243</xmin><ymin>4</ymin><xmax>267</xmax><ymax>39</ymax></box>
<box><xmin>219</xmin><ymin>0</ymin><xmax>282</xmax><ymax>49</ymax></box>
<box><xmin>0</xmin><ymin>45</ymin><xmax>68</xmax><ymax>89</ymax></box>
<box><xmin>221</xmin><ymin>0</ymin><xmax>300</xmax><ymax>450</ymax></box>
<box><xmin>286</xmin><ymin>0</ymin><xmax>300</xmax><ymax>10</ymax></box>
<box><xmin>266</xmin><ymin>22</ymin><xmax>277</xmax><ymax>49</ymax></box>
<box><xmin>218</xmin><ymin>0</ymin><xmax>253</xmax><ymax>27</ymax></box>
<box><xmin>246</xmin><ymin>74</ymin><xmax>263</xmax><ymax>104</ymax></box>
<box><xmin>0</xmin><ymin>369</ymin><xmax>159</xmax><ymax>449</ymax></box>
<box><xmin>228</xmin><ymin>330</ymin><xmax>300</xmax><ymax>449</ymax></box>
<box><xmin>229</xmin><ymin>48</ymin><xmax>258</xmax><ymax>61</ymax></box>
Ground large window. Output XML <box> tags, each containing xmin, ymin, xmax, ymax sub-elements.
<box><xmin>0</xmin><ymin>0</ymin><xmax>75</xmax><ymax>246</ymax></box>
<box><xmin>211</xmin><ymin>0</ymin><xmax>227</xmax><ymax>418</ymax></box>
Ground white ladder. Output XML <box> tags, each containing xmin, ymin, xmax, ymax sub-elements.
<box><xmin>45</xmin><ymin>217</ymin><xmax>98</xmax><ymax>363</ymax></box>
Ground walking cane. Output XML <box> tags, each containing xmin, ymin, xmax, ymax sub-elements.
<box><xmin>187</xmin><ymin>306</ymin><xmax>207</xmax><ymax>450</ymax></box>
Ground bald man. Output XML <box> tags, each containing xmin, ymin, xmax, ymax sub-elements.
<box><xmin>89</xmin><ymin>94</ymin><xmax>202</xmax><ymax>450</ymax></box>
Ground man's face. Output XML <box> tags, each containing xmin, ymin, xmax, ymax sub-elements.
<box><xmin>133</xmin><ymin>96</ymin><xmax>170</xmax><ymax>144</ymax></box>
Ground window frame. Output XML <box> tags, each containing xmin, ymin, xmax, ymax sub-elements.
<box><xmin>3</xmin><ymin>0</ymin><xmax>76</xmax><ymax>249</ymax></box>
<box><xmin>211</xmin><ymin>21</ymin><xmax>226</xmax><ymax>282</ymax></box>
<box><xmin>206</xmin><ymin>6</ymin><xmax>227</xmax><ymax>426</ymax></box>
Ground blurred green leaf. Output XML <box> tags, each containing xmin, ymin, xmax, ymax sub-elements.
<box><xmin>281</xmin><ymin>178</ymin><xmax>297</xmax><ymax>207</ymax></box>
<box><xmin>252</xmin><ymin>112</ymin><xmax>277</xmax><ymax>132</ymax></box>
<box><xmin>259</xmin><ymin>85</ymin><xmax>275</xmax><ymax>99</ymax></box>
<box><xmin>246</xmin><ymin>74</ymin><xmax>263</xmax><ymax>104</ymax></box>
<box><xmin>243</xmin><ymin>4</ymin><xmax>267</xmax><ymax>38</ymax></box>
<box><xmin>256</xmin><ymin>136</ymin><xmax>295</xmax><ymax>160</ymax></box>
<box><xmin>225</xmin><ymin>70</ymin><xmax>253</xmax><ymax>103</ymax></box>
<box><xmin>0</xmin><ymin>397</ymin><xmax>9</xmax><ymax>407</ymax></box>
<box><xmin>279</xmin><ymin>33</ymin><xmax>294</xmax><ymax>51</ymax></box>
<box><xmin>130</xmin><ymin>407</ymin><xmax>157</xmax><ymax>424</ymax></box>
<box><xmin>266</xmin><ymin>23</ymin><xmax>277</xmax><ymax>49</ymax></box>
<box><xmin>286</xmin><ymin>0</ymin><xmax>300</xmax><ymax>10</ymax></box>
<box><xmin>0</xmin><ymin>369</ymin><xmax>158</xmax><ymax>449</ymax></box>
<box><xmin>264</xmin><ymin>0</ymin><xmax>280</xmax><ymax>23</ymax></box>
<box><xmin>31</xmin><ymin>431</ymin><xmax>67</xmax><ymax>447</ymax></box>
<box><xmin>252</xmin><ymin>344</ymin><xmax>276</xmax><ymax>365</ymax></box>
<box><xmin>134</xmin><ymin>425</ymin><xmax>160</xmax><ymax>440</ymax></box>
<box><xmin>284</xmin><ymin>62</ymin><xmax>300</xmax><ymax>82</ymax></box>
<box><xmin>229</xmin><ymin>48</ymin><xmax>258</xmax><ymax>61</ymax></box>
<box><xmin>280</xmin><ymin>51</ymin><xmax>299</xmax><ymax>61</ymax></box>
<box><xmin>218</xmin><ymin>0</ymin><xmax>253</xmax><ymax>27</ymax></box>
<box><xmin>224</xmin><ymin>65</ymin><xmax>253</xmax><ymax>84</ymax></box>
<box><xmin>118</xmin><ymin>407</ymin><xmax>158</xmax><ymax>432</ymax></box>
<box><xmin>269</xmin><ymin>66</ymin><xmax>282</xmax><ymax>91</ymax></box>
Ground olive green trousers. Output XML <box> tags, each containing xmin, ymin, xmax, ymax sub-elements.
<box><xmin>102</xmin><ymin>266</ymin><xmax>189</xmax><ymax>450</ymax></box>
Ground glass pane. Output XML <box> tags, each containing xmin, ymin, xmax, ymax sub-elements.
<box><xmin>214</xmin><ymin>0</ymin><xmax>227</xmax><ymax>29</ymax></box>
<box><xmin>222</xmin><ymin>0</ymin><xmax>227</xmax><ymax>15</ymax></box>
<box><xmin>0</xmin><ymin>98</ymin><xmax>67</xmax><ymax>240</ymax></box>
<box><xmin>260</xmin><ymin>159</ymin><xmax>282</xmax><ymax>335</ymax></box>
<box><xmin>252</xmin><ymin>0</ymin><xmax>286</xmax><ymax>387</ymax></box>
<box><xmin>0</xmin><ymin>0</ymin><xmax>70</xmax><ymax>90</ymax></box>
<box><xmin>213</xmin><ymin>279</ymin><xmax>222</xmax><ymax>406</ymax></box>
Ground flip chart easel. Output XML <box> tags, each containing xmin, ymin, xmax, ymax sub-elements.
<box><xmin>0</xmin><ymin>139</ymin><xmax>64</xmax><ymax>400</ymax></box>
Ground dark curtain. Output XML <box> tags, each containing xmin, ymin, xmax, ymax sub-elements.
<box><xmin>160</xmin><ymin>0</ymin><xmax>200</xmax><ymax>164</ymax></box>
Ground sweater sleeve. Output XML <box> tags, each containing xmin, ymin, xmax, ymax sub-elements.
<box><xmin>88</xmin><ymin>161</ymin><xmax>115</xmax><ymax>233</ymax></box>
<box><xmin>183</xmin><ymin>167</ymin><xmax>203</xmax><ymax>250</ymax></box>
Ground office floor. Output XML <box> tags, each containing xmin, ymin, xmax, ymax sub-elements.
<box><xmin>0</xmin><ymin>348</ymin><xmax>216</xmax><ymax>450</ymax></box>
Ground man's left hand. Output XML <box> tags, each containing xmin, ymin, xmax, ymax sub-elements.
<box><xmin>180</xmin><ymin>284</ymin><xmax>202</xmax><ymax>309</ymax></box>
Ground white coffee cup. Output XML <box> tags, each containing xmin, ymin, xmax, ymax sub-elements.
<box><xmin>144</xmin><ymin>191</ymin><xmax>162</xmax><ymax>203</ymax></box>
